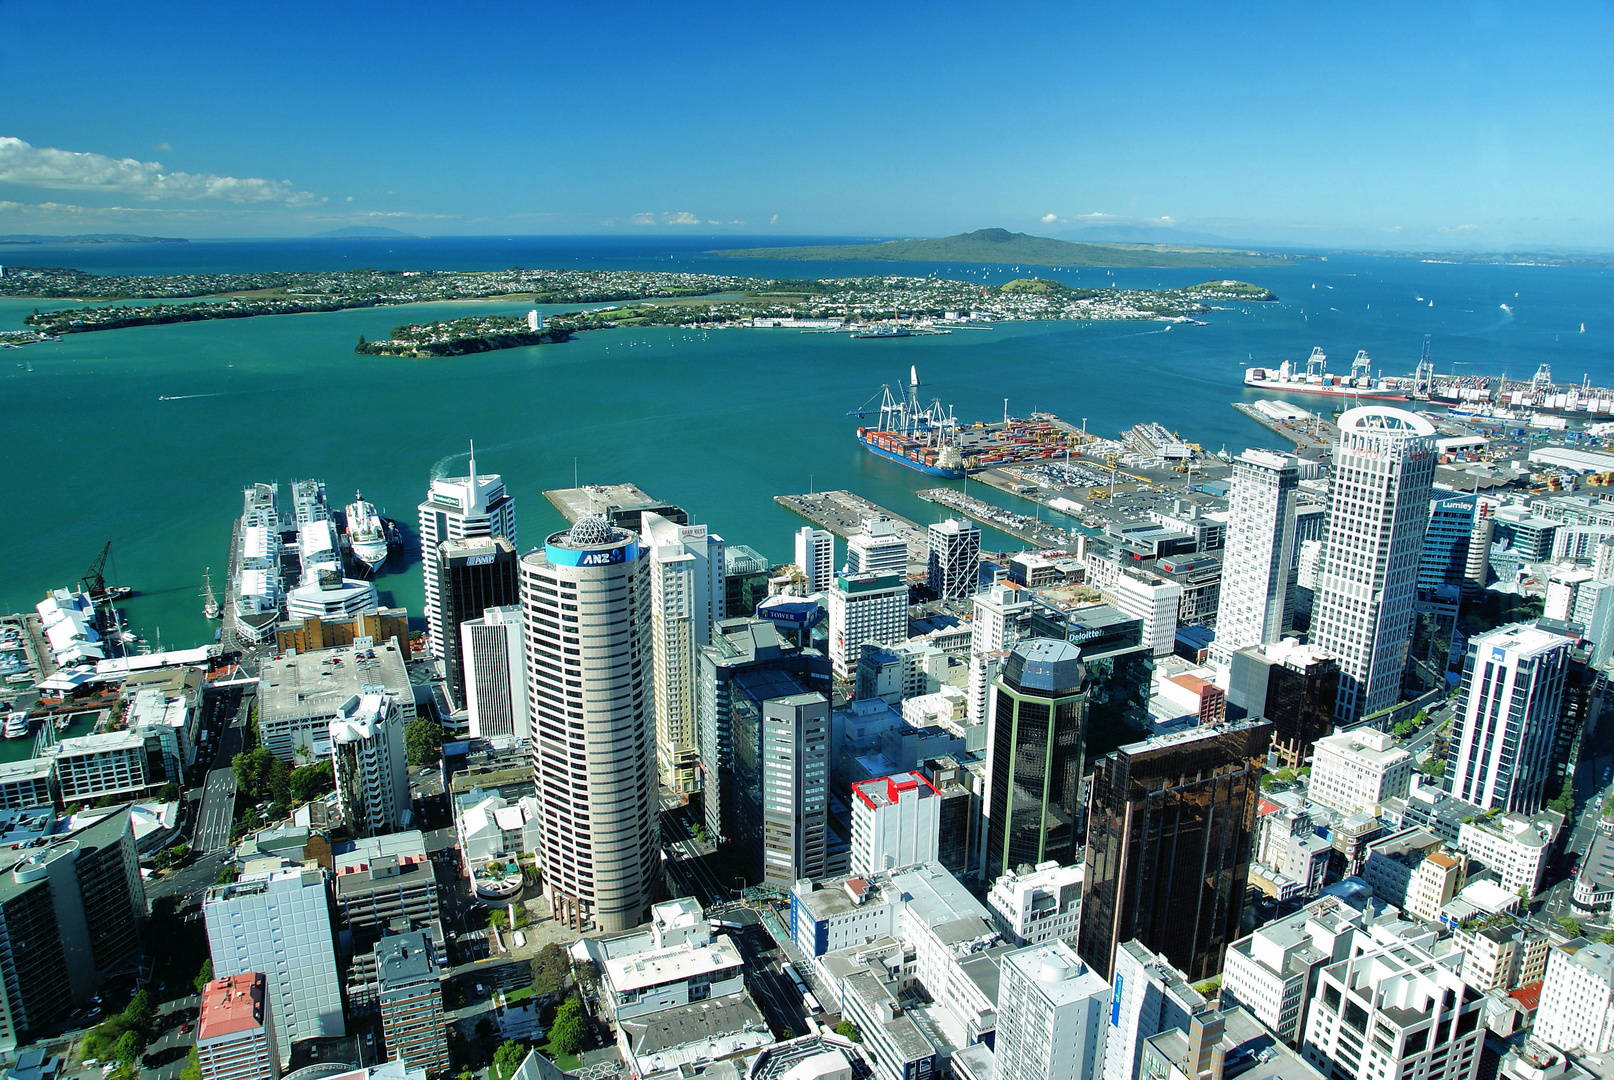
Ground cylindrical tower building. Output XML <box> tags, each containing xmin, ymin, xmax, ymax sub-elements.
<box><xmin>521</xmin><ymin>516</ymin><xmax>657</xmax><ymax>932</ymax></box>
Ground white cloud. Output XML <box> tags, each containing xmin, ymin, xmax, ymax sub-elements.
<box><xmin>665</xmin><ymin>211</ymin><xmax>699</xmax><ymax>225</ymax></box>
<box><xmin>0</xmin><ymin>136</ymin><xmax>321</xmax><ymax>205</ymax></box>
<box><xmin>769</xmin><ymin>214</ymin><xmax>778</xmax><ymax>225</ymax></box>
<box><xmin>1041</xmin><ymin>213</ymin><xmax>1058</xmax><ymax>223</ymax></box>
<box><xmin>707</xmin><ymin>220</ymin><xmax>719</xmax><ymax>225</ymax></box>
<box><xmin>729</xmin><ymin>220</ymin><xmax>745</xmax><ymax>225</ymax></box>
<box><xmin>152</xmin><ymin>141</ymin><xmax>172</xmax><ymax>152</ymax></box>
<box><xmin>345</xmin><ymin>195</ymin><xmax>354</xmax><ymax>203</ymax></box>
<box><xmin>1438</xmin><ymin>223</ymin><xmax>1478</xmax><ymax>233</ymax></box>
<box><xmin>631</xmin><ymin>212</ymin><xmax>656</xmax><ymax>225</ymax></box>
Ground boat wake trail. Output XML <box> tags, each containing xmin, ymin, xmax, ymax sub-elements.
<box><xmin>156</xmin><ymin>392</ymin><xmax>233</xmax><ymax>401</ymax></box>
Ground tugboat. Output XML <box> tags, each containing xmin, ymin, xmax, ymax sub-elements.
<box><xmin>201</xmin><ymin>567</ymin><xmax>221</xmax><ymax>621</ymax></box>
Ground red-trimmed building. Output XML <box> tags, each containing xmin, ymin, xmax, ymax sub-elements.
<box><xmin>850</xmin><ymin>772</ymin><xmax>941</xmax><ymax>876</ymax></box>
<box><xmin>197</xmin><ymin>973</ymin><xmax>279</xmax><ymax>1080</ymax></box>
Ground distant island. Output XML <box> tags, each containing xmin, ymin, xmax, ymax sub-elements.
<box><xmin>309</xmin><ymin>226</ymin><xmax>424</xmax><ymax>239</ymax></box>
<box><xmin>0</xmin><ymin>233</ymin><xmax>188</xmax><ymax>245</ymax></box>
<box><xmin>711</xmin><ymin>227</ymin><xmax>1313</xmax><ymax>269</ymax></box>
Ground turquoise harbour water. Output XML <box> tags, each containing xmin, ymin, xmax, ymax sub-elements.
<box><xmin>1</xmin><ymin>238</ymin><xmax>1610</xmax><ymax>650</ymax></box>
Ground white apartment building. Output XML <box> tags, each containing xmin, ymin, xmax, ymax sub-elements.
<box><xmin>795</xmin><ymin>526</ymin><xmax>835</xmax><ymax>594</ymax></box>
<box><xmin>461</xmin><ymin>605</ymin><xmax>529</xmax><ymax>743</ymax></box>
<box><xmin>1211</xmin><ymin>449</ymin><xmax>1301</xmax><ymax>669</ymax></box>
<box><xmin>1536</xmin><ymin>939</ymin><xmax>1614</xmax><ymax>1054</ymax></box>
<box><xmin>1311</xmin><ymin>407</ymin><xmax>1438</xmax><ymax>723</ymax></box>
<box><xmin>1220</xmin><ymin>896</ymin><xmax>1364</xmax><ymax>1047</ymax></box>
<box><xmin>1447</xmin><ymin>624</ymin><xmax>1572</xmax><ymax>815</ymax></box>
<box><xmin>1308</xmin><ymin>729</ymin><xmax>1414</xmax><ymax>815</ymax></box>
<box><xmin>1102</xmin><ymin>941</ymin><xmax>1209</xmax><ymax>1080</ymax></box>
<box><xmin>1452</xmin><ymin>922</ymin><xmax>1549</xmax><ymax>993</ymax></box>
<box><xmin>417</xmin><ymin>445</ymin><xmax>516</xmax><ymax>658</ymax></box>
<box><xmin>642</xmin><ymin>512</ymin><xmax>726</xmax><ymax>793</ymax></box>
<box><xmin>205</xmin><ymin>866</ymin><xmax>345</xmax><ymax>1062</ymax></box>
<box><xmin>996</xmin><ymin>940</ymin><xmax>1111</xmax><ymax>1080</ymax></box>
<box><xmin>45</xmin><ymin>730</ymin><xmax>150</xmax><ymax>801</ymax></box>
<box><xmin>522</xmin><ymin>517</ymin><xmax>658</xmax><ymax>933</ymax></box>
<box><xmin>988</xmin><ymin>861</ymin><xmax>1083</xmax><ymax>948</ymax></box>
<box><xmin>329</xmin><ymin>693</ymin><xmax>409</xmax><ymax>838</ymax></box>
<box><xmin>1300</xmin><ymin>938</ymin><xmax>1484</xmax><ymax>1080</ymax></box>
<box><xmin>927</xmin><ymin>518</ymin><xmax>981</xmax><ymax>599</ymax></box>
<box><xmin>1252</xmin><ymin>808</ymin><xmax>1332</xmax><ymax>900</ymax></box>
<box><xmin>828</xmin><ymin>573</ymin><xmax>908</xmax><ymax>679</ymax></box>
<box><xmin>1457</xmin><ymin>811</ymin><xmax>1556</xmax><ymax>896</ymax></box>
<box><xmin>602</xmin><ymin>938</ymin><xmax>746</xmax><ymax>1021</ymax></box>
<box><xmin>972</xmin><ymin>583</ymin><xmax>1031</xmax><ymax>655</ymax></box>
<box><xmin>1103</xmin><ymin>568</ymin><xmax>1182</xmax><ymax>658</ymax></box>
<box><xmin>857</xmin><ymin>640</ymin><xmax>947</xmax><ymax>705</ymax></box>
<box><xmin>850</xmin><ymin>772</ymin><xmax>941</xmax><ymax>876</ymax></box>
<box><xmin>1360</xmin><ymin>829</ymin><xmax>1466</xmax><ymax>922</ymax></box>
<box><xmin>846</xmin><ymin>518</ymin><xmax>909</xmax><ymax>578</ymax></box>
<box><xmin>455</xmin><ymin>790</ymin><xmax>543</xmax><ymax>871</ymax></box>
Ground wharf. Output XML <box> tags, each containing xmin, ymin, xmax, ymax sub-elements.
<box><xmin>774</xmin><ymin>490</ymin><xmax>929</xmax><ymax>569</ymax></box>
<box><xmin>916</xmin><ymin>488</ymin><xmax>1076</xmax><ymax>549</ymax></box>
<box><xmin>220</xmin><ymin>517</ymin><xmax>242</xmax><ymax>650</ymax></box>
<box><xmin>1232</xmin><ymin>402</ymin><xmax>1339</xmax><ymax>455</ymax></box>
<box><xmin>544</xmin><ymin>483</ymin><xmax>687</xmax><ymax>529</ymax></box>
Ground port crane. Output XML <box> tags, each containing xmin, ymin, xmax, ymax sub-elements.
<box><xmin>79</xmin><ymin>541</ymin><xmax>130</xmax><ymax>602</ymax></box>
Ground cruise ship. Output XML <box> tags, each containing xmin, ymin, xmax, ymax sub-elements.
<box><xmin>1245</xmin><ymin>348</ymin><xmax>1409</xmax><ymax>401</ymax></box>
<box><xmin>344</xmin><ymin>493</ymin><xmax>390</xmax><ymax>576</ymax></box>
<box><xmin>855</xmin><ymin>367</ymin><xmax>966</xmax><ymax>479</ymax></box>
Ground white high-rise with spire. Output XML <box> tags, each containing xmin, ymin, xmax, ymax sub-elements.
<box><xmin>418</xmin><ymin>442</ymin><xmax>516</xmax><ymax>658</ymax></box>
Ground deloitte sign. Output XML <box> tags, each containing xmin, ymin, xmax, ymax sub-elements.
<box><xmin>544</xmin><ymin>538</ymin><xmax>641</xmax><ymax>567</ymax></box>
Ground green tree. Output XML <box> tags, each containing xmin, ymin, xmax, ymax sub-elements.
<box><xmin>833</xmin><ymin>1020</ymin><xmax>861</xmax><ymax>1042</ymax></box>
<box><xmin>158</xmin><ymin>782</ymin><xmax>182</xmax><ymax>802</ymax></box>
<box><xmin>193</xmin><ymin>958</ymin><xmax>213</xmax><ymax>994</ymax></box>
<box><xmin>492</xmin><ymin>1041</ymin><xmax>526</xmax><ymax>1080</ymax></box>
<box><xmin>112</xmin><ymin>1031</ymin><xmax>142</xmax><ymax>1068</ymax></box>
<box><xmin>573</xmin><ymin>959</ymin><xmax>601</xmax><ymax>992</ymax></box>
<box><xmin>1559</xmin><ymin>916</ymin><xmax>1583</xmax><ymax>937</ymax></box>
<box><xmin>406</xmin><ymin>717</ymin><xmax>442</xmax><ymax>767</ymax></box>
<box><xmin>290</xmin><ymin>760</ymin><xmax>334</xmax><ymax>805</ymax></box>
<box><xmin>530</xmin><ymin>943</ymin><xmax>571</xmax><ymax>1000</ymax></box>
<box><xmin>123</xmin><ymin>989</ymin><xmax>155</xmax><ymax>1030</ymax></box>
<box><xmin>179</xmin><ymin>1047</ymin><xmax>201</xmax><ymax>1080</ymax></box>
<box><xmin>489</xmin><ymin>909</ymin><xmax>508</xmax><ymax>931</ymax></box>
<box><xmin>548</xmin><ymin>997</ymin><xmax>587</xmax><ymax>1056</ymax></box>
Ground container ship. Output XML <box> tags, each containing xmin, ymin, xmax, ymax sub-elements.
<box><xmin>855</xmin><ymin>367</ymin><xmax>967</xmax><ymax>478</ymax></box>
<box><xmin>1246</xmin><ymin>348</ymin><xmax>1409</xmax><ymax>401</ymax></box>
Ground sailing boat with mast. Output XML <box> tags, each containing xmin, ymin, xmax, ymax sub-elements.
<box><xmin>201</xmin><ymin>567</ymin><xmax>220</xmax><ymax>620</ymax></box>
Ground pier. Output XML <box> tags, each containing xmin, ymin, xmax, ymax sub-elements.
<box><xmin>545</xmin><ymin>483</ymin><xmax>686</xmax><ymax>529</ymax></box>
<box><xmin>916</xmin><ymin>488</ymin><xmax>1076</xmax><ymax>549</ymax></box>
<box><xmin>1232</xmin><ymin>401</ymin><xmax>1339</xmax><ymax>453</ymax></box>
<box><xmin>774</xmin><ymin>490</ymin><xmax>930</xmax><ymax>570</ymax></box>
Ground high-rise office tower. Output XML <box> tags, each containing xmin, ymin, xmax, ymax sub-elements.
<box><xmin>697</xmin><ymin>617</ymin><xmax>831</xmax><ymax>844</ymax></box>
<box><xmin>197</xmin><ymin>973</ymin><xmax>280</xmax><ymax>1080</ymax></box>
<box><xmin>417</xmin><ymin>444</ymin><xmax>515</xmax><ymax>659</ymax></box>
<box><xmin>1445</xmin><ymin>623</ymin><xmax>1571</xmax><ymax>814</ymax></box>
<box><xmin>435</xmin><ymin>536</ymin><xmax>520</xmax><ymax>710</ymax></box>
<box><xmin>642</xmin><ymin>512</ymin><xmax>725</xmax><ymax>793</ymax></box>
<box><xmin>1210</xmin><ymin>449</ymin><xmax>1300</xmax><ymax>669</ymax></box>
<box><xmin>927</xmin><ymin>518</ymin><xmax>981</xmax><ymax>599</ymax></box>
<box><xmin>1418</xmin><ymin>493</ymin><xmax>1477</xmax><ymax>589</ymax></box>
<box><xmin>757</xmin><ymin>690</ymin><xmax>831</xmax><ymax>888</ymax></box>
<box><xmin>972</xmin><ymin>583</ymin><xmax>1031</xmax><ymax>654</ymax></box>
<box><xmin>795</xmin><ymin>526</ymin><xmax>835</xmax><ymax>594</ymax></box>
<box><xmin>1225</xmin><ymin>639</ymin><xmax>1339</xmax><ymax>767</ymax></box>
<box><xmin>205</xmin><ymin>866</ymin><xmax>345</xmax><ymax>1062</ymax></box>
<box><xmin>827</xmin><ymin>572</ymin><xmax>908</xmax><ymax>679</ymax></box>
<box><xmin>995</xmin><ymin>940</ymin><xmax>1112</xmax><ymax>1080</ymax></box>
<box><xmin>1077</xmin><ymin>718</ymin><xmax>1273</xmax><ymax>982</ymax></box>
<box><xmin>723</xmin><ymin>544</ymin><xmax>772</xmax><ymax>618</ymax></box>
<box><xmin>983</xmin><ymin>639</ymin><xmax>1087</xmax><ymax>880</ymax></box>
<box><xmin>460</xmin><ymin>606</ymin><xmax>529</xmax><ymax>742</ymax></box>
<box><xmin>846</xmin><ymin>517</ymin><xmax>908</xmax><ymax>577</ymax></box>
<box><xmin>329</xmin><ymin>694</ymin><xmax>409</xmax><ymax>838</ymax></box>
<box><xmin>1311</xmin><ymin>407</ymin><xmax>1437</xmax><ymax>724</ymax></box>
<box><xmin>521</xmin><ymin>517</ymin><xmax>657</xmax><ymax>932</ymax></box>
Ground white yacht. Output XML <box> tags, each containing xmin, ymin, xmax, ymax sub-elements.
<box><xmin>344</xmin><ymin>492</ymin><xmax>390</xmax><ymax>576</ymax></box>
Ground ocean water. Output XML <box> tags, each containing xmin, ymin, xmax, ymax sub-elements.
<box><xmin>1</xmin><ymin>237</ymin><xmax>1610</xmax><ymax>650</ymax></box>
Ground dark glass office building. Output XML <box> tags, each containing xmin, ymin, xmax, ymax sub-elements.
<box><xmin>983</xmin><ymin>639</ymin><xmax>1087</xmax><ymax>881</ymax></box>
<box><xmin>1027</xmin><ymin>599</ymin><xmax>1153</xmax><ymax>751</ymax></box>
<box><xmin>1419</xmin><ymin>494</ymin><xmax>1477</xmax><ymax>590</ymax></box>
<box><xmin>1226</xmin><ymin>642</ymin><xmax>1339</xmax><ymax>768</ymax></box>
<box><xmin>1077</xmin><ymin>718</ymin><xmax>1273</xmax><ymax>983</ymax></box>
<box><xmin>436</xmin><ymin>537</ymin><xmax>520</xmax><ymax>710</ymax></box>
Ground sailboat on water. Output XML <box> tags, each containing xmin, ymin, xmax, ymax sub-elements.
<box><xmin>201</xmin><ymin>567</ymin><xmax>220</xmax><ymax>620</ymax></box>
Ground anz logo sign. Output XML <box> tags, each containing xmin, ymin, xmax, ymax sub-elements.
<box><xmin>579</xmin><ymin>548</ymin><xmax>626</xmax><ymax>566</ymax></box>
<box><xmin>545</xmin><ymin>539</ymin><xmax>640</xmax><ymax>568</ymax></box>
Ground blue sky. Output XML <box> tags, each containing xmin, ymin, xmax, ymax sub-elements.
<box><xmin>2</xmin><ymin>0</ymin><xmax>1611</xmax><ymax>248</ymax></box>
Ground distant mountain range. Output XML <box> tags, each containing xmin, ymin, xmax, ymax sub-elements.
<box><xmin>310</xmin><ymin>226</ymin><xmax>423</xmax><ymax>239</ymax></box>
<box><xmin>711</xmin><ymin>227</ymin><xmax>1313</xmax><ymax>268</ymax></box>
<box><xmin>0</xmin><ymin>233</ymin><xmax>188</xmax><ymax>245</ymax></box>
